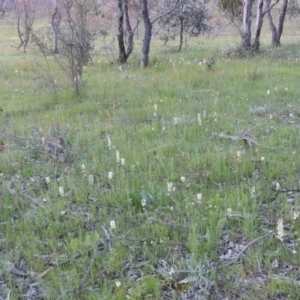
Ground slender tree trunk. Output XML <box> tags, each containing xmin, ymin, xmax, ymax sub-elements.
<box><xmin>14</xmin><ymin>0</ymin><xmax>24</xmax><ymax>50</ymax></box>
<box><xmin>117</xmin><ymin>0</ymin><xmax>126</xmax><ymax>63</ymax></box>
<box><xmin>141</xmin><ymin>0</ymin><xmax>152</xmax><ymax>68</ymax></box>
<box><xmin>51</xmin><ymin>6</ymin><xmax>61</xmax><ymax>54</ymax></box>
<box><xmin>241</xmin><ymin>0</ymin><xmax>252</xmax><ymax>50</ymax></box>
<box><xmin>178</xmin><ymin>15</ymin><xmax>184</xmax><ymax>52</ymax></box>
<box><xmin>266</xmin><ymin>0</ymin><xmax>288</xmax><ymax>47</ymax></box>
<box><xmin>252</xmin><ymin>0</ymin><xmax>264</xmax><ymax>51</ymax></box>
<box><xmin>117</xmin><ymin>0</ymin><xmax>134</xmax><ymax>64</ymax></box>
<box><xmin>124</xmin><ymin>0</ymin><xmax>134</xmax><ymax>60</ymax></box>
<box><xmin>0</xmin><ymin>0</ymin><xmax>5</xmax><ymax>16</ymax></box>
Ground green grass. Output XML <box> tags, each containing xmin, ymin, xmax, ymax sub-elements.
<box><xmin>1</xmin><ymin>19</ymin><xmax>300</xmax><ymax>299</ymax></box>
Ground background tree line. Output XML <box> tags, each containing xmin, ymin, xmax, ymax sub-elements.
<box><xmin>0</xmin><ymin>0</ymin><xmax>299</xmax><ymax>93</ymax></box>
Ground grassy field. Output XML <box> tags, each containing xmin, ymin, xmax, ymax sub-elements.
<box><xmin>1</xmin><ymin>15</ymin><xmax>300</xmax><ymax>300</ymax></box>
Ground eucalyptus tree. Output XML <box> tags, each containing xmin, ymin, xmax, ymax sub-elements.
<box><xmin>117</xmin><ymin>0</ymin><xmax>136</xmax><ymax>63</ymax></box>
<box><xmin>158</xmin><ymin>0</ymin><xmax>210</xmax><ymax>52</ymax></box>
<box><xmin>50</xmin><ymin>0</ymin><xmax>62</xmax><ymax>53</ymax></box>
<box><xmin>266</xmin><ymin>0</ymin><xmax>288</xmax><ymax>47</ymax></box>
<box><xmin>140</xmin><ymin>0</ymin><xmax>179</xmax><ymax>67</ymax></box>
<box><xmin>13</xmin><ymin>0</ymin><xmax>36</xmax><ymax>52</ymax></box>
<box><xmin>287</xmin><ymin>0</ymin><xmax>300</xmax><ymax>17</ymax></box>
<box><xmin>217</xmin><ymin>0</ymin><xmax>279</xmax><ymax>50</ymax></box>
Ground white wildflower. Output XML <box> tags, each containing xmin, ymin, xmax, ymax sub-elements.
<box><xmin>236</xmin><ymin>151</ymin><xmax>242</xmax><ymax>163</ymax></box>
<box><xmin>203</xmin><ymin>110</ymin><xmax>206</xmax><ymax>118</ymax></box>
<box><xmin>108</xmin><ymin>171</ymin><xmax>113</xmax><ymax>179</ymax></box>
<box><xmin>81</xmin><ymin>164</ymin><xmax>86</xmax><ymax>173</ymax></box>
<box><xmin>110</xmin><ymin>220</ymin><xmax>116</xmax><ymax>230</ymax></box>
<box><xmin>275</xmin><ymin>182</ymin><xmax>281</xmax><ymax>191</ymax></box>
<box><xmin>107</xmin><ymin>135</ymin><xmax>112</xmax><ymax>150</ymax></box>
<box><xmin>153</xmin><ymin>104</ymin><xmax>157</xmax><ymax>111</ymax></box>
<box><xmin>267</xmin><ymin>90</ymin><xmax>270</xmax><ymax>95</ymax></box>
<box><xmin>250</xmin><ymin>187</ymin><xmax>256</xmax><ymax>198</ymax></box>
<box><xmin>88</xmin><ymin>174</ymin><xmax>94</xmax><ymax>185</ymax></box>
<box><xmin>116</xmin><ymin>151</ymin><xmax>120</xmax><ymax>163</ymax></box>
<box><xmin>115</xmin><ymin>281</ymin><xmax>121</xmax><ymax>287</ymax></box>
<box><xmin>167</xmin><ymin>182</ymin><xmax>175</xmax><ymax>194</ymax></box>
<box><xmin>277</xmin><ymin>218</ymin><xmax>284</xmax><ymax>241</ymax></box>
<box><xmin>261</xmin><ymin>156</ymin><xmax>265</xmax><ymax>162</ymax></box>
<box><xmin>197</xmin><ymin>113</ymin><xmax>202</xmax><ymax>126</ymax></box>
<box><xmin>173</xmin><ymin>117</ymin><xmax>178</xmax><ymax>125</ymax></box>
<box><xmin>121</xmin><ymin>158</ymin><xmax>125</xmax><ymax>165</ymax></box>
<box><xmin>197</xmin><ymin>193</ymin><xmax>202</xmax><ymax>203</ymax></box>
<box><xmin>59</xmin><ymin>186</ymin><xmax>65</xmax><ymax>197</ymax></box>
<box><xmin>180</xmin><ymin>176</ymin><xmax>186</xmax><ymax>183</ymax></box>
<box><xmin>45</xmin><ymin>177</ymin><xmax>50</xmax><ymax>184</ymax></box>
<box><xmin>227</xmin><ymin>208</ymin><xmax>232</xmax><ymax>217</ymax></box>
<box><xmin>141</xmin><ymin>198</ymin><xmax>147</xmax><ymax>207</ymax></box>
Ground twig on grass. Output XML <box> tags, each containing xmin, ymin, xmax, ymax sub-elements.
<box><xmin>23</xmin><ymin>193</ymin><xmax>46</xmax><ymax>209</ymax></box>
<box><xmin>217</xmin><ymin>132</ymin><xmax>257</xmax><ymax>148</ymax></box>
<box><xmin>216</xmin><ymin>125</ymin><xmax>260</xmax><ymax>148</ymax></box>
<box><xmin>217</xmin><ymin>231</ymin><xmax>275</xmax><ymax>270</ymax></box>
<box><xmin>56</xmin><ymin>249</ymin><xmax>98</xmax><ymax>300</ymax></box>
<box><xmin>78</xmin><ymin>249</ymin><xmax>97</xmax><ymax>288</ymax></box>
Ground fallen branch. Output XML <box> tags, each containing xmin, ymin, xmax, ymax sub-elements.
<box><xmin>23</xmin><ymin>193</ymin><xmax>46</xmax><ymax>209</ymax></box>
<box><xmin>56</xmin><ymin>249</ymin><xmax>97</xmax><ymax>300</ymax></box>
<box><xmin>217</xmin><ymin>131</ymin><xmax>257</xmax><ymax>148</ymax></box>
<box><xmin>217</xmin><ymin>231</ymin><xmax>275</xmax><ymax>270</ymax></box>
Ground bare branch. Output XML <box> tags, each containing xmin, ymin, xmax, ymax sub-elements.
<box><xmin>151</xmin><ymin>0</ymin><xmax>179</xmax><ymax>24</ymax></box>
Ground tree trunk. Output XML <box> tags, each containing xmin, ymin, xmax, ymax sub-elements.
<box><xmin>178</xmin><ymin>15</ymin><xmax>184</xmax><ymax>52</ymax></box>
<box><xmin>266</xmin><ymin>0</ymin><xmax>288</xmax><ymax>47</ymax></box>
<box><xmin>141</xmin><ymin>0</ymin><xmax>152</xmax><ymax>68</ymax></box>
<box><xmin>241</xmin><ymin>0</ymin><xmax>252</xmax><ymax>50</ymax></box>
<box><xmin>0</xmin><ymin>0</ymin><xmax>5</xmax><ymax>16</ymax></box>
<box><xmin>117</xmin><ymin>0</ymin><xmax>126</xmax><ymax>63</ymax></box>
<box><xmin>51</xmin><ymin>6</ymin><xmax>61</xmax><ymax>54</ymax></box>
<box><xmin>252</xmin><ymin>0</ymin><xmax>264</xmax><ymax>51</ymax></box>
<box><xmin>124</xmin><ymin>0</ymin><xmax>134</xmax><ymax>60</ymax></box>
<box><xmin>117</xmin><ymin>0</ymin><xmax>134</xmax><ymax>64</ymax></box>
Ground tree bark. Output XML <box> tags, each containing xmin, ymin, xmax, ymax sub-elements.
<box><xmin>117</xmin><ymin>0</ymin><xmax>134</xmax><ymax>63</ymax></box>
<box><xmin>141</xmin><ymin>0</ymin><xmax>152</xmax><ymax>68</ymax></box>
<box><xmin>266</xmin><ymin>0</ymin><xmax>288</xmax><ymax>47</ymax></box>
<box><xmin>124</xmin><ymin>0</ymin><xmax>134</xmax><ymax>60</ymax></box>
<box><xmin>252</xmin><ymin>0</ymin><xmax>264</xmax><ymax>51</ymax></box>
<box><xmin>178</xmin><ymin>15</ymin><xmax>184</xmax><ymax>52</ymax></box>
<box><xmin>51</xmin><ymin>6</ymin><xmax>61</xmax><ymax>54</ymax></box>
<box><xmin>241</xmin><ymin>0</ymin><xmax>252</xmax><ymax>50</ymax></box>
<box><xmin>117</xmin><ymin>0</ymin><xmax>126</xmax><ymax>63</ymax></box>
<box><xmin>14</xmin><ymin>0</ymin><xmax>33</xmax><ymax>52</ymax></box>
